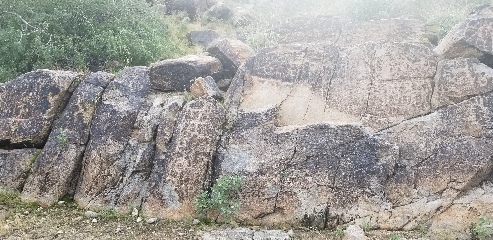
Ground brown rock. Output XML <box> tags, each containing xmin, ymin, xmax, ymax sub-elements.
<box><xmin>21</xmin><ymin>72</ymin><xmax>114</xmax><ymax>206</ymax></box>
<box><xmin>207</xmin><ymin>38</ymin><xmax>254</xmax><ymax>79</ymax></box>
<box><xmin>0</xmin><ymin>149</ymin><xmax>39</xmax><ymax>191</ymax></box>
<box><xmin>0</xmin><ymin>70</ymin><xmax>81</xmax><ymax>147</ymax></box>
<box><xmin>143</xmin><ymin>97</ymin><xmax>225</xmax><ymax>219</ymax></box>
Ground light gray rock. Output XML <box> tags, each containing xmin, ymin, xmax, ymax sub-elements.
<box><xmin>150</xmin><ymin>55</ymin><xmax>223</xmax><ymax>92</ymax></box>
<box><xmin>342</xmin><ymin>225</ymin><xmax>368</xmax><ymax>240</ymax></box>
<box><xmin>84</xmin><ymin>210</ymin><xmax>98</xmax><ymax>218</ymax></box>
<box><xmin>205</xmin><ymin>2</ymin><xmax>232</xmax><ymax>20</ymax></box>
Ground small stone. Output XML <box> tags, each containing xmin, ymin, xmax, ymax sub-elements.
<box><xmin>23</xmin><ymin>211</ymin><xmax>29</xmax><ymax>215</ymax></box>
<box><xmin>115</xmin><ymin>228</ymin><xmax>122</xmax><ymax>233</ymax></box>
<box><xmin>57</xmin><ymin>201</ymin><xmax>65</xmax><ymax>205</ymax></box>
<box><xmin>85</xmin><ymin>211</ymin><xmax>98</xmax><ymax>218</ymax></box>
<box><xmin>193</xmin><ymin>218</ymin><xmax>200</xmax><ymax>225</ymax></box>
<box><xmin>57</xmin><ymin>230</ymin><xmax>64</xmax><ymax>234</ymax></box>
<box><xmin>91</xmin><ymin>218</ymin><xmax>97</xmax><ymax>223</ymax></box>
<box><xmin>136</xmin><ymin>217</ymin><xmax>142</xmax><ymax>223</ymax></box>
<box><xmin>343</xmin><ymin>225</ymin><xmax>368</xmax><ymax>240</ymax></box>
<box><xmin>72</xmin><ymin>216</ymin><xmax>83</xmax><ymax>222</ymax></box>
<box><xmin>146</xmin><ymin>217</ymin><xmax>158</xmax><ymax>224</ymax></box>
<box><xmin>131</xmin><ymin>208</ymin><xmax>138</xmax><ymax>217</ymax></box>
<box><xmin>287</xmin><ymin>229</ymin><xmax>295</xmax><ymax>236</ymax></box>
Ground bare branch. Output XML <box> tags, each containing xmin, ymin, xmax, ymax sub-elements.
<box><xmin>0</xmin><ymin>11</ymin><xmax>52</xmax><ymax>42</ymax></box>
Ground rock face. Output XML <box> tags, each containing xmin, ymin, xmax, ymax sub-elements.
<box><xmin>21</xmin><ymin>72</ymin><xmax>114</xmax><ymax>206</ymax></box>
<box><xmin>74</xmin><ymin>67</ymin><xmax>152</xmax><ymax>209</ymax></box>
<box><xmin>0</xmin><ymin>149</ymin><xmax>39</xmax><ymax>191</ymax></box>
<box><xmin>0</xmin><ymin>70</ymin><xmax>81</xmax><ymax>147</ymax></box>
<box><xmin>142</xmin><ymin>97</ymin><xmax>225</xmax><ymax>219</ymax></box>
<box><xmin>218</xmin><ymin>16</ymin><xmax>493</xmax><ymax>231</ymax></box>
<box><xmin>187</xmin><ymin>30</ymin><xmax>220</xmax><ymax>47</ymax></box>
<box><xmin>150</xmin><ymin>55</ymin><xmax>223</xmax><ymax>92</ymax></box>
<box><xmin>207</xmin><ymin>38</ymin><xmax>254</xmax><ymax>79</ymax></box>
<box><xmin>1</xmin><ymin>8</ymin><xmax>493</xmax><ymax>238</ymax></box>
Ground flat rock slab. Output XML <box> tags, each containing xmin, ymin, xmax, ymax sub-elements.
<box><xmin>0</xmin><ymin>70</ymin><xmax>81</xmax><ymax>146</ymax></box>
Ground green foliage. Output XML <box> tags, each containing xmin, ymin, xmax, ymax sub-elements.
<box><xmin>0</xmin><ymin>0</ymin><xmax>182</xmax><ymax>83</ymax></box>
<box><xmin>388</xmin><ymin>233</ymin><xmax>404</xmax><ymax>240</ymax></box>
<box><xmin>194</xmin><ymin>175</ymin><xmax>244</xmax><ymax>222</ymax></box>
<box><xmin>361</xmin><ymin>221</ymin><xmax>372</xmax><ymax>232</ymax></box>
<box><xmin>334</xmin><ymin>227</ymin><xmax>345</xmax><ymax>238</ymax></box>
<box><xmin>470</xmin><ymin>217</ymin><xmax>493</xmax><ymax>240</ymax></box>
<box><xmin>56</xmin><ymin>130</ymin><xmax>68</xmax><ymax>147</ymax></box>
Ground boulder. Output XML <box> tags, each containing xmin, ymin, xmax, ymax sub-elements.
<box><xmin>187</xmin><ymin>30</ymin><xmax>220</xmax><ymax>47</ymax></box>
<box><xmin>219</xmin><ymin>16</ymin><xmax>493</xmax><ymax>231</ymax></box>
<box><xmin>343</xmin><ymin>225</ymin><xmax>369</xmax><ymax>240</ymax></box>
<box><xmin>74</xmin><ymin>67</ymin><xmax>152</xmax><ymax>209</ymax></box>
<box><xmin>190</xmin><ymin>76</ymin><xmax>223</xmax><ymax>100</ymax></box>
<box><xmin>150</xmin><ymin>55</ymin><xmax>223</xmax><ymax>92</ymax></box>
<box><xmin>435</xmin><ymin>5</ymin><xmax>493</xmax><ymax>66</ymax></box>
<box><xmin>207</xmin><ymin>38</ymin><xmax>254</xmax><ymax>79</ymax></box>
<box><xmin>0</xmin><ymin>149</ymin><xmax>39</xmax><ymax>191</ymax></box>
<box><xmin>142</xmin><ymin>97</ymin><xmax>225</xmax><ymax>219</ymax></box>
<box><xmin>21</xmin><ymin>72</ymin><xmax>114</xmax><ymax>206</ymax></box>
<box><xmin>165</xmin><ymin>0</ymin><xmax>198</xmax><ymax>19</ymax></box>
<box><xmin>204</xmin><ymin>2</ymin><xmax>232</xmax><ymax>20</ymax></box>
<box><xmin>232</xmin><ymin>8</ymin><xmax>255</xmax><ymax>27</ymax></box>
<box><xmin>0</xmin><ymin>70</ymin><xmax>81</xmax><ymax>147</ymax></box>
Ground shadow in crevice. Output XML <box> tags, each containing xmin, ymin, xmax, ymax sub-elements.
<box><xmin>479</xmin><ymin>52</ymin><xmax>493</xmax><ymax>69</ymax></box>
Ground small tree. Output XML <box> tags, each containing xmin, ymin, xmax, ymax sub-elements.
<box><xmin>194</xmin><ymin>175</ymin><xmax>244</xmax><ymax>222</ymax></box>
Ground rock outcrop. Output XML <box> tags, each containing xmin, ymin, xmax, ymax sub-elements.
<box><xmin>21</xmin><ymin>72</ymin><xmax>114</xmax><ymax>206</ymax></box>
<box><xmin>1</xmin><ymin>5</ymin><xmax>493</xmax><ymax>239</ymax></box>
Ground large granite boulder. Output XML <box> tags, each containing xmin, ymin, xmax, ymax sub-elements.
<box><xmin>21</xmin><ymin>72</ymin><xmax>114</xmax><ymax>206</ymax></box>
<box><xmin>218</xmin><ymin>17</ymin><xmax>493</xmax><ymax>232</ymax></box>
<box><xmin>0</xmin><ymin>149</ymin><xmax>39</xmax><ymax>191</ymax></box>
<box><xmin>150</xmin><ymin>55</ymin><xmax>223</xmax><ymax>92</ymax></box>
<box><xmin>142</xmin><ymin>97</ymin><xmax>225</xmax><ymax>219</ymax></box>
<box><xmin>0</xmin><ymin>70</ymin><xmax>81</xmax><ymax>147</ymax></box>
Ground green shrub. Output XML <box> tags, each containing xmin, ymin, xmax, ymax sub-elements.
<box><xmin>470</xmin><ymin>217</ymin><xmax>493</xmax><ymax>240</ymax></box>
<box><xmin>194</xmin><ymin>175</ymin><xmax>244</xmax><ymax>222</ymax></box>
<box><xmin>0</xmin><ymin>0</ymin><xmax>182</xmax><ymax>83</ymax></box>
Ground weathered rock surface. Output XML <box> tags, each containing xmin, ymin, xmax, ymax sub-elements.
<box><xmin>0</xmin><ymin>70</ymin><xmax>81</xmax><ymax>147</ymax></box>
<box><xmin>270</xmin><ymin>16</ymin><xmax>434</xmax><ymax>47</ymax></box>
<box><xmin>187</xmin><ymin>30</ymin><xmax>220</xmax><ymax>47</ymax></box>
<box><xmin>343</xmin><ymin>225</ymin><xmax>369</xmax><ymax>240</ymax></box>
<box><xmin>21</xmin><ymin>72</ymin><xmax>114</xmax><ymax>206</ymax></box>
<box><xmin>150</xmin><ymin>55</ymin><xmax>223</xmax><ymax>92</ymax></box>
<box><xmin>219</xmin><ymin>16</ymin><xmax>493</xmax><ymax>231</ymax></box>
<box><xmin>0</xmin><ymin>149</ymin><xmax>39</xmax><ymax>191</ymax></box>
<box><xmin>204</xmin><ymin>2</ymin><xmax>232</xmax><ymax>20</ymax></box>
<box><xmin>143</xmin><ymin>97</ymin><xmax>225</xmax><ymax>219</ymax></box>
<box><xmin>207</xmin><ymin>38</ymin><xmax>254</xmax><ymax>79</ymax></box>
<box><xmin>190</xmin><ymin>76</ymin><xmax>223</xmax><ymax>100</ymax></box>
<box><xmin>435</xmin><ymin>5</ymin><xmax>493</xmax><ymax>66</ymax></box>
<box><xmin>74</xmin><ymin>67</ymin><xmax>152</xmax><ymax>209</ymax></box>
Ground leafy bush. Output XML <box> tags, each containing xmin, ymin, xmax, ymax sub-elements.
<box><xmin>470</xmin><ymin>217</ymin><xmax>493</xmax><ymax>240</ymax></box>
<box><xmin>0</xmin><ymin>0</ymin><xmax>182</xmax><ymax>83</ymax></box>
<box><xmin>194</xmin><ymin>175</ymin><xmax>244</xmax><ymax>222</ymax></box>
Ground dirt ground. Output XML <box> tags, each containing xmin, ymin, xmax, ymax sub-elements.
<box><xmin>0</xmin><ymin>192</ymin><xmax>428</xmax><ymax>240</ymax></box>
